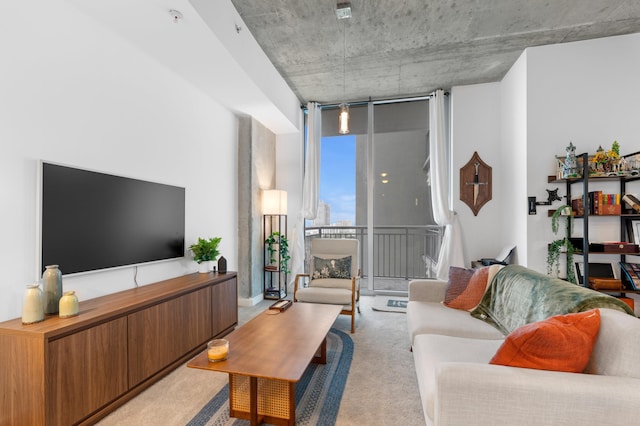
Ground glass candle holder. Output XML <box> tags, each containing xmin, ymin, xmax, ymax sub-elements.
<box><xmin>207</xmin><ymin>339</ymin><xmax>229</xmax><ymax>362</ymax></box>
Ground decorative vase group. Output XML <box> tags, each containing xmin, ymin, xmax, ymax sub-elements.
<box><xmin>21</xmin><ymin>265</ymin><xmax>79</xmax><ymax>323</ymax></box>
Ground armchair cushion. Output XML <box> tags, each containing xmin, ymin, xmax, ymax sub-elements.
<box><xmin>295</xmin><ymin>286</ymin><xmax>354</xmax><ymax>310</ymax></box>
<box><xmin>309</xmin><ymin>277</ymin><xmax>356</xmax><ymax>291</ymax></box>
<box><xmin>312</xmin><ymin>255</ymin><xmax>352</xmax><ymax>279</ymax></box>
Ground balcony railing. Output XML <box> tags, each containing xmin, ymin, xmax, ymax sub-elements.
<box><xmin>304</xmin><ymin>225</ymin><xmax>444</xmax><ymax>281</ymax></box>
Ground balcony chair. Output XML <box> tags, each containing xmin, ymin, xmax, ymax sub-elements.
<box><xmin>294</xmin><ymin>238</ymin><xmax>361</xmax><ymax>333</ymax></box>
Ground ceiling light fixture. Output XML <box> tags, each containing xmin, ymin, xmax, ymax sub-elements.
<box><xmin>339</xmin><ymin>103</ymin><xmax>350</xmax><ymax>134</ymax></box>
<box><xmin>338</xmin><ymin>5</ymin><xmax>350</xmax><ymax>134</ymax></box>
<box><xmin>336</xmin><ymin>2</ymin><xmax>352</xmax><ymax>19</ymax></box>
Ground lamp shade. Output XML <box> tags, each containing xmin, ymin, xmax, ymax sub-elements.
<box><xmin>262</xmin><ymin>190</ymin><xmax>288</xmax><ymax>215</ymax></box>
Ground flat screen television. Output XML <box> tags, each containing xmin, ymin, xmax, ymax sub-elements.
<box><xmin>40</xmin><ymin>162</ymin><xmax>185</xmax><ymax>275</ymax></box>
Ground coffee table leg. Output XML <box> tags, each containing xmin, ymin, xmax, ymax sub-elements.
<box><xmin>250</xmin><ymin>376</ymin><xmax>258</xmax><ymax>425</ymax></box>
<box><xmin>312</xmin><ymin>336</ymin><xmax>327</xmax><ymax>364</ymax></box>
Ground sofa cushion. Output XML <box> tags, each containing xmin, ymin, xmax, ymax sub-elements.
<box><xmin>444</xmin><ymin>265</ymin><xmax>502</xmax><ymax>311</ymax></box>
<box><xmin>490</xmin><ymin>309</ymin><xmax>600</xmax><ymax>373</ymax></box>
<box><xmin>585</xmin><ymin>308</ymin><xmax>640</xmax><ymax>378</ymax></box>
<box><xmin>413</xmin><ymin>334</ymin><xmax>504</xmax><ymax>423</ymax></box>
<box><xmin>407</xmin><ymin>301</ymin><xmax>505</xmax><ymax>345</ymax></box>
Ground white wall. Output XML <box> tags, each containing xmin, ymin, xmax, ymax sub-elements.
<box><xmin>500</xmin><ymin>51</ymin><xmax>529</xmax><ymax>265</ymax></box>
<box><xmin>0</xmin><ymin>2</ymin><xmax>244</xmax><ymax>322</ymax></box>
<box><xmin>525</xmin><ymin>33</ymin><xmax>640</xmax><ymax>275</ymax></box>
<box><xmin>450</xmin><ymin>33</ymin><xmax>640</xmax><ymax>281</ymax></box>
<box><xmin>450</xmin><ymin>83</ymin><xmax>505</xmax><ymax>264</ymax></box>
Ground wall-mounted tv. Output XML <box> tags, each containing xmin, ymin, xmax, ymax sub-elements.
<box><xmin>40</xmin><ymin>162</ymin><xmax>185</xmax><ymax>275</ymax></box>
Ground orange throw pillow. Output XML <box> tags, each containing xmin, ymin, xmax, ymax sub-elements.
<box><xmin>490</xmin><ymin>309</ymin><xmax>601</xmax><ymax>373</ymax></box>
<box><xmin>444</xmin><ymin>266</ymin><xmax>491</xmax><ymax>311</ymax></box>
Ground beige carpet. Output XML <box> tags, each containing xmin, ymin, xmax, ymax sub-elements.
<box><xmin>97</xmin><ymin>296</ymin><xmax>424</xmax><ymax>425</ymax></box>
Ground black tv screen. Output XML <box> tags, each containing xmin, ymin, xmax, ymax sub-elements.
<box><xmin>41</xmin><ymin>162</ymin><xmax>185</xmax><ymax>275</ymax></box>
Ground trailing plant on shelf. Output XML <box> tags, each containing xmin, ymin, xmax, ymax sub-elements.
<box><xmin>265</xmin><ymin>231</ymin><xmax>291</xmax><ymax>274</ymax></box>
<box><xmin>547</xmin><ymin>206</ymin><xmax>576</xmax><ymax>284</ymax></box>
<box><xmin>189</xmin><ymin>237</ymin><xmax>222</xmax><ymax>264</ymax></box>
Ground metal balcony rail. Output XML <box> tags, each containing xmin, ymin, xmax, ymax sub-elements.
<box><xmin>304</xmin><ymin>225</ymin><xmax>444</xmax><ymax>280</ymax></box>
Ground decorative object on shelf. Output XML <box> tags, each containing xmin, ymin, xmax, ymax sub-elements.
<box><xmin>459</xmin><ymin>151</ymin><xmax>492</xmax><ymax>216</ymax></box>
<box><xmin>189</xmin><ymin>237</ymin><xmax>222</xmax><ymax>273</ymax></box>
<box><xmin>590</xmin><ymin>141</ymin><xmax>621</xmax><ymax>176</ymax></box>
<box><xmin>265</xmin><ymin>231</ymin><xmax>291</xmax><ymax>274</ymax></box>
<box><xmin>563</xmin><ymin>142</ymin><xmax>580</xmax><ymax>178</ymax></box>
<box><xmin>547</xmin><ymin>205</ymin><xmax>577</xmax><ymax>284</ymax></box>
<box><xmin>217</xmin><ymin>256</ymin><xmax>227</xmax><ymax>273</ymax></box>
<box><xmin>22</xmin><ymin>283</ymin><xmax>44</xmax><ymax>324</ymax></box>
<box><xmin>622</xmin><ymin>193</ymin><xmax>640</xmax><ymax>213</ymax></box>
<box><xmin>42</xmin><ymin>264</ymin><xmax>62</xmax><ymax>315</ymax></box>
<box><xmin>622</xmin><ymin>151</ymin><xmax>640</xmax><ymax>176</ymax></box>
<box><xmin>59</xmin><ymin>291</ymin><xmax>79</xmax><ymax>318</ymax></box>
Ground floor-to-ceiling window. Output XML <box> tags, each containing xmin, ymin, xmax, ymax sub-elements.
<box><xmin>305</xmin><ymin>99</ymin><xmax>442</xmax><ymax>294</ymax></box>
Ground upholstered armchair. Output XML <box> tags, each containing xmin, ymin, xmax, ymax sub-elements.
<box><xmin>294</xmin><ymin>238</ymin><xmax>361</xmax><ymax>333</ymax></box>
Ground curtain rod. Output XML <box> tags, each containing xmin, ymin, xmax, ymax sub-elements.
<box><xmin>301</xmin><ymin>91</ymin><xmax>449</xmax><ymax>110</ymax></box>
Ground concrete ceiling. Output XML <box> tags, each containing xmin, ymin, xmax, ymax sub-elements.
<box><xmin>230</xmin><ymin>0</ymin><xmax>640</xmax><ymax>105</ymax></box>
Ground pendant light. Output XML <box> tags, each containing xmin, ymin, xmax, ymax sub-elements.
<box><xmin>337</xmin><ymin>6</ymin><xmax>350</xmax><ymax>134</ymax></box>
<box><xmin>338</xmin><ymin>103</ymin><xmax>350</xmax><ymax>134</ymax></box>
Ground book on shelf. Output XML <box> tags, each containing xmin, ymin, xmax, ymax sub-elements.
<box><xmin>571</xmin><ymin>198</ymin><xmax>585</xmax><ymax>216</ymax></box>
<box><xmin>622</xmin><ymin>193</ymin><xmax>640</xmax><ymax>213</ymax></box>
<box><xmin>587</xmin><ymin>191</ymin><xmax>621</xmax><ymax>215</ymax></box>
<box><xmin>619</xmin><ymin>262</ymin><xmax>640</xmax><ymax>290</ymax></box>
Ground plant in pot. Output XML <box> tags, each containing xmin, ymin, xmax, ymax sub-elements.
<box><xmin>189</xmin><ymin>237</ymin><xmax>222</xmax><ymax>273</ymax></box>
<box><xmin>547</xmin><ymin>206</ymin><xmax>576</xmax><ymax>284</ymax></box>
<box><xmin>265</xmin><ymin>232</ymin><xmax>290</xmax><ymax>273</ymax></box>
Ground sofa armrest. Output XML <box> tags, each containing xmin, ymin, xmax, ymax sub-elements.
<box><xmin>435</xmin><ymin>362</ymin><xmax>640</xmax><ymax>425</ymax></box>
<box><xmin>408</xmin><ymin>279</ymin><xmax>447</xmax><ymax>303</ymax></box>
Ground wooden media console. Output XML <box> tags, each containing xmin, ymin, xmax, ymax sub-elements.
<box><xmin>0</xmin><ymin>272</ymin><xmax>237</xmax><ymax>426</ymax></box>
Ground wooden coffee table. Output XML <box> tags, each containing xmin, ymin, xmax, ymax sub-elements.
<box><xmin>187</xmin><ymin>302</ymin><xmax>342</xmax><ymax>426</ymax></box>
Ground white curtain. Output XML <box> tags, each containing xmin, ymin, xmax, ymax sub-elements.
<box><xmin>429</xmin><ymin>89</ymin><xmax>465</xmax><ymax>280</ymax></box>
<box><xmin>290</xmin><ymin>102</ymin><xmax>321</xmax><ymax>281</ymax></box>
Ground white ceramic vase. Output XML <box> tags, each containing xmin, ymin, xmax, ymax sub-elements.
<box><xmin>22</xmin><ymin>283</ymin><xmax>44</xmax><ymax>324</ymax></box>
<box><xmin>42</xmin><ymin>265</ymin><xmax>63</xmax><ymax>314</ymax></box>
<box><xmin>59</xmin><ymin>291</ymin><xmax>79</xmax><ymax>318</ymax></box>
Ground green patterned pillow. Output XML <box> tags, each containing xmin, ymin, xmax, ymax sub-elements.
<box><xmin>312</xmin><ymin>256</ymin><xmax>352</xmax><ymax>279</ymax></box>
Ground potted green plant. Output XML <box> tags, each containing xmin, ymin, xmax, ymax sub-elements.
<box><xmin>265</xmin><ymin>232</ymin><xmax>290</xmax><ymax>274</ymax></box>
<box><xmin>189</xmin><ymin>237</ymin><xmax>222</xmax><ymax>273</ymax></box>
<box><xmin>547</xmin><ymin>206</ymin><xmax>576</xmax><ymax>284</ymax></box>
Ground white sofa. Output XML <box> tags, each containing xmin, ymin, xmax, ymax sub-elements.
<box><xmin>408</xmin><ymin>266</ymin><xmax>640</xmax><ymax>426</ymax></box>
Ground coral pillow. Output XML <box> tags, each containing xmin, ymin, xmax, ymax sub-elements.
<box><xmin>444</xmin><ymin>265</ymin><xmax>500</xmax><ymax>311</ymax></box>
<box><xmin>490</xmin><ymin>309</ymin><xmax>601</xmax><ymax>373</ymax></box>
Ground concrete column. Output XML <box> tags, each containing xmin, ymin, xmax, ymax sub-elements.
<box><xmin>237</xmin><ymin>116</ymin><xmax>276</xmax><ymax>303</ymax></box>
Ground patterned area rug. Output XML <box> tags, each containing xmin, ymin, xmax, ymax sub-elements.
<box><xmin>371</xmin><ymin>296</ymin><xmax>408</xmax><ymax>313</ymax></box>
<box><xmin>185</xmin><ymin>328</ymin><xmax>353</xmax><ymax>426</ymax></box>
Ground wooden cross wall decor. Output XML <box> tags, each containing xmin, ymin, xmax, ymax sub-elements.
<box><xmin>459</xmin><ymin>151</ymin><xmax>492</xmax><ymax>216</ymax></box>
